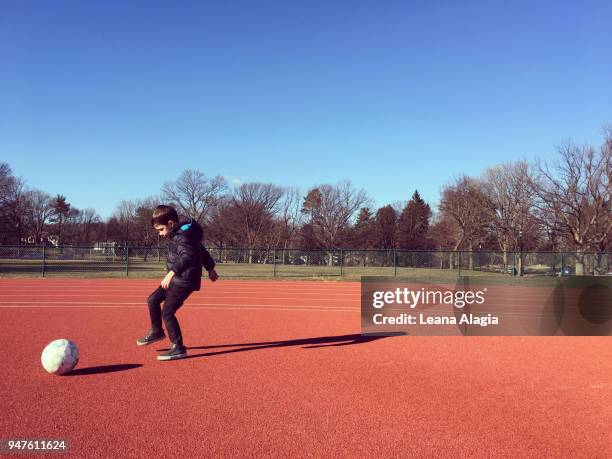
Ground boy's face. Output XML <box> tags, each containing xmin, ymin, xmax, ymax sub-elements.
<box><xmin>154</xmin><ymin>221</ymin><xmax>175</xmax><ymax>238</ymax></box>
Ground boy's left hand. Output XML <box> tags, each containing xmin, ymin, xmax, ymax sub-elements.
<box><xmin>208</xmin><ymin>269</ymin><xmax>219</xmax><ymax>282</ymax></box>
<box><xmin>161</xmin><ymin>271</ymin><xmax>175</xmax><ymax>289</ymax></box>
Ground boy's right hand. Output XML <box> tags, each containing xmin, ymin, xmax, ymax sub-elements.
<box><xmin>208</xmin><ymin>269</ymin><xmax>219</xmax><ymax>282</ymax></box>
<box><xmin>161</xmin><ymin>270</ymin><xmax>175</xmax><ymax>289</ymax></box>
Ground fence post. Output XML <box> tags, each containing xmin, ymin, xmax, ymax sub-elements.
<box><xmin>340</xmin><ymin>249</ymin><xmax>343</xmax><ymax>277</ymax></box>
<box><xmin>457</xmin><ymin>251</ymin><xmax>461</xmax><ymax>276</ymax></box>
<box><xmin>125</xmin><ymin>243</ymin><xmax>129</xmax><ymax>277</ymax></box>
<box><xmin>273</xmin><ymin>248</ymin><xmax>276</xmax><ymax>277</ymax></box>
<box><xmin>41</xmin><ymin>242</ymin><xmax>46</xmax><ymax>278</ymax></box>
<box><xmin>560</xmin><ymin>253</ymin><xmax>565</xmax><ymax>277</ymax></box>
<box><xmin>393</xmin><ymin>249</ymin><xmax>397</xmax><ymax>276</ymax></box>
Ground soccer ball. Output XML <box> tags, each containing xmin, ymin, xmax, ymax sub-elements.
<box><xmin>41</xmin><ymin>339</ymin><xmax>80</xmax><ymax>375</ymax></box>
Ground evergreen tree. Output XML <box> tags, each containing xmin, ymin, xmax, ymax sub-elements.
<box><xmin>373</xmin><ymin>205</ymin><xmax>398</xmax><ymax>249</ymax></box>
<box><xmin>351</xmin><ymin>207</ymin><xmax>375</xmax><ymax>248</ymax></box>
<box><xmin>50</xmin><ymin>194</ymin><xmax>71</xmax><ymax>245</ymax></box>
<box><xmin>398</xmin><ymin>190</ymin><xmax>431</xmax><ymax>249</ymax></box>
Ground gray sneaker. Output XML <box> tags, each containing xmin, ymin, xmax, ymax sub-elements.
<box><xmin>157</xmin><ymin>343</ymin><xmax>188</xmax><ymax>361</ymax></box>
<box><xmin>136</xmin><ymin>330</ymin><xmax>166</xmax><ymax>346</ymax></box>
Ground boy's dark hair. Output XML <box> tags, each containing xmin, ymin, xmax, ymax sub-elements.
<box><xmin>151</xmin><ymin>205</ymin><xmax>179</xmax><ymax>227</ymax></box>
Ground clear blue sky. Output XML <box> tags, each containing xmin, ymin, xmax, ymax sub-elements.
<box><xmin>1</xmin><ymin>0</ymin><xmax>611</xmax><ymax>220</ymax></box>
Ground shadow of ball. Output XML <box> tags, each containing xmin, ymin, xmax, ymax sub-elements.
<box><xmin>578</xmin><ymin>284</ymin><xmax>612</xmax><ymax>325</ymax></box>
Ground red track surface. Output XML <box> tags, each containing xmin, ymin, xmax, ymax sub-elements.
<box><xmin>1</xmin><ymin>278</ymin><xmax>610</xmax><ymax>458</ymax></box>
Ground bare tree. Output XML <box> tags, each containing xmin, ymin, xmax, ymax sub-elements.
<box><xmin>428</xmin><ymin>213</ymin><xmax>456</xmax><ymax>268</ymax></box>
<box><xmin>531</xmin><ymin>138</ymin><xmax>612</xmax><ymax>275</ymax></box>
<box><xmin>0</xmin><ymin>168</ymin><xmax>28</xmax><ymax>244</ymax></box>
<box><xmin>592</xmin><ymin>127</ymin><xmax>612</xmax><ymax>272</ymax></box>
<box><xmin>113</xmin><ymin>197</ymin><xmax>159</xmax><ymax>245</ymax></box>
<box><xmin>301</xmin><ymin>181</ymin><xmax>371</xmax><ymax>265</ymax></box>
<box><xmin>0</xmin><ymin>164</ymin><xmax>18</xmax><ymax>243</ymax></box>
<box><xmin>439</xmin><ymin>176</ymin><xmax>495</xmax><ymax>270</ymax></box>
<box><xmin>483</xmin><ymin>161</ymin><xmax>539</xmax><ymax>274</ymax></box>
<box><xmin>206</xmin><ymin>196</ymin><xmax>239</xmax><ymax>249</ymax></box>
<box><xmin>76</xmin><ymin>208</ymin><xmax>100</xmax><ymax>244</ymax></box>
<box><xmin>232</xmin><ymin>183</ymin><xmax>285</xmax><ymax>263</ymax></box>
<box><xmin>113</xmin><ymin>199</ymin><xmax>138</xmax><ymax>243</ymax></box>
<box><xmin>162</xmin><ymin>170</ymin><xmax>227</xmax><ymax>224</ymax></box>
<box><xmin>267</xmin><ymin>187</ymin><xmax>304</xmax><ymax>255</ymax></box>
<box><xmin>26</xmin><ymin>190</ymin><xmax>53</xmax><ymax>244</ymax></box>
<box><xmin>0</xmin><ymin>163</ymin><xmax>14</xmax><ymax>205</ymax></box>
<box><xmin>60</xmin><ymin>207</ymin><xmax>75</xmax><ymax>244</ymax></box>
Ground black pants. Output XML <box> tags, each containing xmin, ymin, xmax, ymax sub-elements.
<box><xmin>147</xmin><ymin>285</ymin><xmax>194</xmax><ymax>346</ymax></box>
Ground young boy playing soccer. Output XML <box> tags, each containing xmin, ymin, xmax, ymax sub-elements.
<box><xmin>137</xmin><ymin>205</ymin><xmax>218</xmax><ymax>360</ymax></box>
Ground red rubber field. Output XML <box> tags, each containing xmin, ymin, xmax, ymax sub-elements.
<box><xmin>1</xmin><ymin>278</ymin><xmax>610</xmax><ymax>458</ymax></box>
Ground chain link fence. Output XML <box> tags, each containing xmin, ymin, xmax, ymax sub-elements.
<box><xmin>0</xmin><ymin>245</ymin><xmax>610</xmax><ymax>279</ymax></box>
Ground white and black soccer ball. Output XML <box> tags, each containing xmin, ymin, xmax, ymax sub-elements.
<box><xmin>41</xmin><ymin>339</ymin><xmax>80</xmax><ymax>375</ymax></box>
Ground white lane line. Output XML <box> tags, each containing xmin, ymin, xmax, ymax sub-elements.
<box><xmin>0</xmin><ymin>280</ymin><xmax>356</xmax><ymax>284</ymax></box>
<box><xmin>0</xmin><ymin>300</ymin><xmax>357</xmax><ymax>309</ymax></box>
<box><xmin>0</xmin><ymin>295</ymin><xmax>359</xmax><ymax>304</ymax></box>
<box><xmin>0</xmin><ymin>303</ymin><xmax>357</xmax><ymax>312</ymax></box>
<box><xmin>0</xmin><ymin>288</ymin><xmax>360</xmax><ymax>294</ymax></box>
<box><xmin>0</xmin><ymin>304</ymin><xmax>595</xmax><ymax>319</ymax></box>
<box><xmin>0</xmin><ymin>297</ymin><xmax>566</xmax><ymax>308</ymax></box>
<box><xmin>0</xmin><ymin>292</ymin><xmax>359</xmax><ymax>296</ymax></box>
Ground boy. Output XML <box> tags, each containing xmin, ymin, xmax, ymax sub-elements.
<box><xmin>137</xmin><ymin>205</ymin><xmax>218</xmax><ymax>360</ymax></box>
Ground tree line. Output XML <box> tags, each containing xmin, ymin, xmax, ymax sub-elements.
<box><xmin>1</xmin><ymin>127</ymin><xmax>610</xmax><ymax>273</ymax></box>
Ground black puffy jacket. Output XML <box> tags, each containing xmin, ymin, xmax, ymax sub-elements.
<box><xmin>166</xmin><ymin>219</ymin><xmax>216</xmax><ymax>291</ymax></box>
